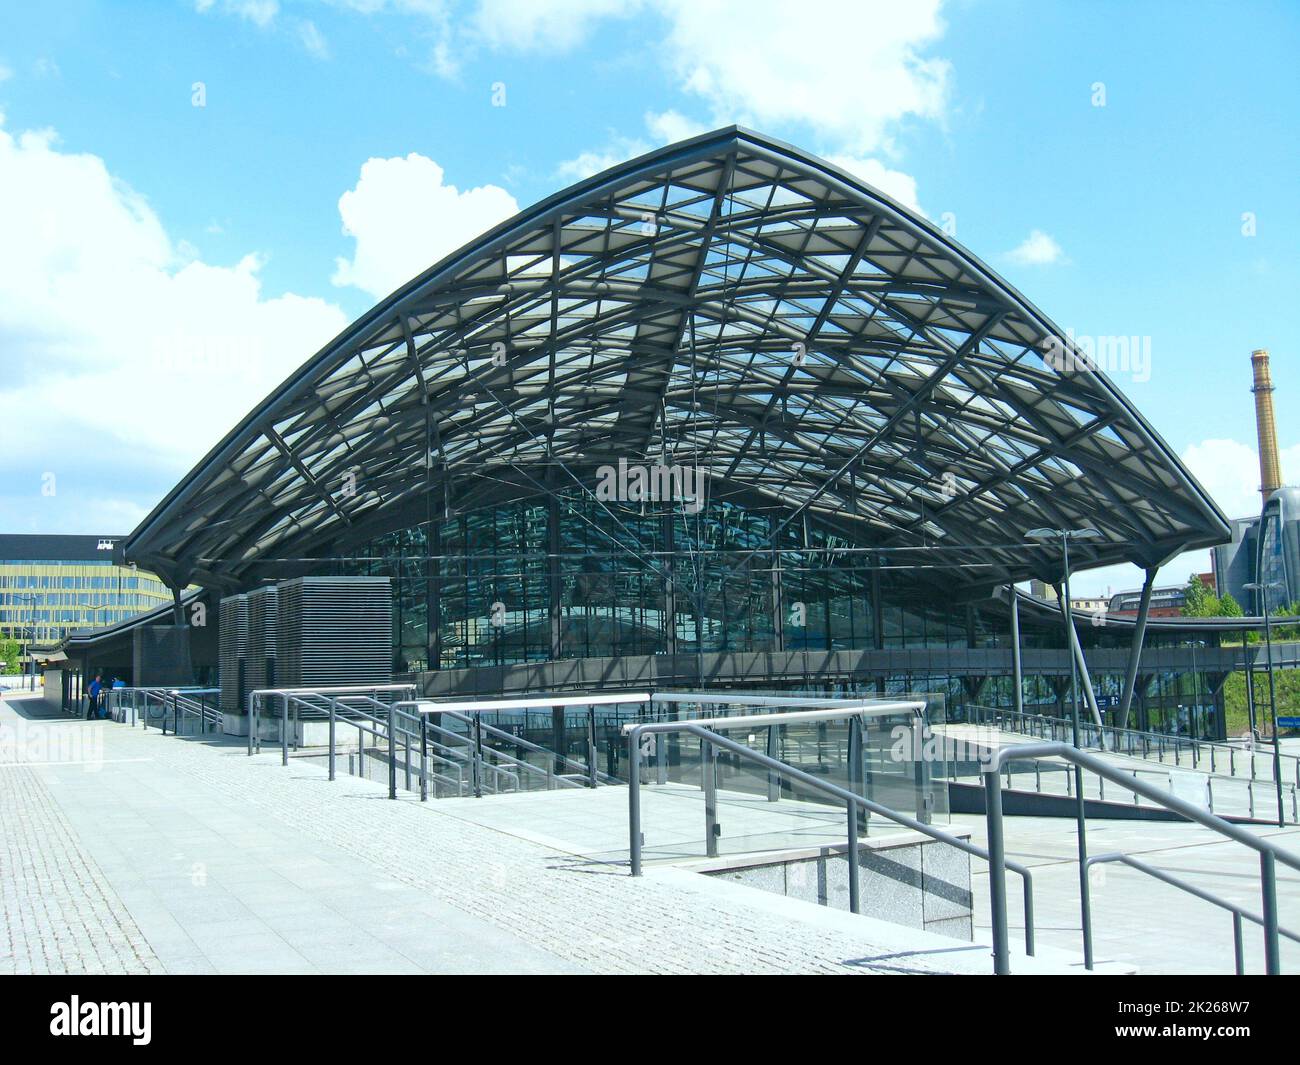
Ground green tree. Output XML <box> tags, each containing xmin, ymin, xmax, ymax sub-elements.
<box><xmin>1217</xmin><ymin>593</ymin><xmax>1244</xmax><ymax>618</ymax></box>
<box><xmin>1182</xmin><ymin>573</ymin><xmax>1218</xmax><ymax>617</ymax></box>
<box><xmin>0</xmin><ymin>636</ymin><xmax>21</xmax><ymax>675</ymax></box>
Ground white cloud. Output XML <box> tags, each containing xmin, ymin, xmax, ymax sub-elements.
<box><xmin>296</xmin><ymin>18</ymin><xmax>332</xmax><ymax>60</ymax></box>
<box><xmin>556</xmin><ymin>135</ymin><xmax>648</xmax><ymax>182</ymax></box>
<box><xmin>195</xmin><ymin>0</ymin><xmax>280</xmax><ymax>27</ymax></box>
<box><xmin>826</xmin><ymin>155</ymin><xmax>922</xmax><ymax>215</ymax></box>
<box><xmin>1005</xmin><ymin>229</ymin><xmax>1064</xmax><ymax>266</ymax></box>
<box><xmin>645</xmin><ymin>109</ymin><xmax>708</xmax><ymax>145</ymax></box>
<box><xmin>331</xmin><ymin>152</ymin><xmax>519</xmax><ymax>298</ymax></box>
<box><xmin>469</xmin><ymin>0</ymin><xmax>638</xmax><ymax>52</ymax></box>
<box><xmin>1181</xmin><ymin>437</ymin><xmax>1300</xmax><ymax>522</ymax></box>
<box><xmin>0</xmin><ymin>116</ymin><xmax>348</xmax><ymax>494</ymax></box>
<box><xmin>656</xmin><ymin>0</ymin><xmax>949</xmax><ymax>155</ymax></box>
<box><xmin>1052</xmin><ymin>436</ymin><xmax>1300</xmax><ymax>598</ymax></box>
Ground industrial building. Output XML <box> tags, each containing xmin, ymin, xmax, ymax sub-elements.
<box><xmin>1212</xmin><ymin>349</ymin><xmax>1300</xmax><ymax>614</ymax></box>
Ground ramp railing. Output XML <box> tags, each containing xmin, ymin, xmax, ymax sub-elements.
<box><xmin>623</xmin><ymin>706</ymin><xmax>1038</xmax><ymax>963</ymax></box>
<box><xmin>983</xmin><ymin>742</ymin><xmax>1300</xmax><ymax>975</ymax></box>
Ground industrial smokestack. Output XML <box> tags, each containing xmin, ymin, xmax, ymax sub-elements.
<box><xmin>1252</xmin><ymin>348</ymin><xmax>1283</xmax><ymax>504</ymax></box>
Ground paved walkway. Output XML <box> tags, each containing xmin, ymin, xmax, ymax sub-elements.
<box><xmin>3</xmin><ymin>693</ymin><xmax>1090</xmax><ymax>975</ymax></box>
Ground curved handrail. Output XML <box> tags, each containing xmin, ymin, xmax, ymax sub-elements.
<box><xmin>1085</xmin><ymin>852</ymin><xmax>1300</xmax><ymax>975</ymax></box>
<box><xmin>626</xmin><ymin>718</ymin><xmax>1036</xmax><ymax>959</ymax></box>
<box><xmin>984</xmin><ymin>741</ymin><xmax>1300</xmax><ymax>975</ymax></box>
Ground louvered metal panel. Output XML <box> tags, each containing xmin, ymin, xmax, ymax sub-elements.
<box><xmin>218</xmin><ymin>593</ymin><xmax>248</xmax><ymax>714</ymax></box>
<box><xmin>245</xmin><ymin>585</ymin><xmax>279</xmax><ymax>707</ymax></box>
<box><xmin>274</xmin><ymin>576</ymin><xmax>392</xmax><ymax>689</ymax></box>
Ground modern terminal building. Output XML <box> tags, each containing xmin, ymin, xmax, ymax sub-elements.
<box><xmin>55</xmin><ymin>128</ymin><xmax>1280</xmax><ymax>741</ymax></box>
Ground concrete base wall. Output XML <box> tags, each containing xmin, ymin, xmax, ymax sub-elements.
<box><xmin>692</xmin><ymin>833</ymin><xmax>972</xmax><ymax>939</ymax></box>
<box><xmin>224</xmin><ymin>713</ymin><xmax>356</xmax><ymax>748</ymax></box>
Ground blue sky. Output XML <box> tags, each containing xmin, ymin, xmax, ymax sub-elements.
<box><xmin>1</xmin><ymin>0</ymin><xmax>1297</xmax><ymax>594</ymax></box>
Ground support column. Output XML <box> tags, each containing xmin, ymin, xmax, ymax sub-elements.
<box><xmin>548</xmin><ymin>491</ymin><xmax>563</xmax><ymax>661</ymax></box>
<box><xmin>770</xmin><ymin>514</ymin><xmax>784</xmax><ymax>653</ymax></box>
<box><xmin>426</xmin><ymin>517</ymin><xmax>441</xmax><ymax>671</ymax></box>
<box><xmin>1062</xmin><ymin>599</ymin><xmax>1106</xmax><ymax>737</ymax></box>
<box><xmin>663</xmin><ymin>512</ymin><xmax>678</xmax><ymax>656</ymax></box>
<box><xmin>1009</xmin><ymin>586</ymin><xmax>1024</xmax><ymax>716</ymax></box>
<box><xmin>1116</xmin><ymin>567</ymin><xmax>1156</xmax><ymax>729</ymax></box>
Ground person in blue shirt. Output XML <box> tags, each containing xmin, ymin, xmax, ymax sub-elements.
<box><xmin>86</xmin><ymin>674</ymin><xmax>102</xmax><ymax>720</ymax></box>
<box><xmin>106</xmin><ymin>676</ymin><xmax>125</xmax><ymax>719</ymax></box>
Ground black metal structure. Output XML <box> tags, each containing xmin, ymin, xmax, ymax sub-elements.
<box><xmin>122</xmin><ymin>128</ymin><xmax>1227</xmax><ymax>595</ymax></box>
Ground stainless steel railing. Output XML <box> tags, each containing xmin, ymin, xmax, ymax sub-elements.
<box><xmin>982</xmin><ymin>742</ymin><xmax>1300</xmax><ymax>975</ymax></box>
<box><xmin>966</xmin><ymin>702</ymin><xmax>1300</xmax><ymax>784</ymax></box>
<box><xmin>1083</xmin><ymin>852</ymin><xmax>1300</xmax><ymax>975</ymax></box>
<box><xmin>246</xmin><ymin>685</ymin><xmax>418</xmax><ymax>760</ymax></box>
<box><xmin>623</xmin><ymin>708</ymin><xmax>1038</xmax><ymax>960</ymax></box>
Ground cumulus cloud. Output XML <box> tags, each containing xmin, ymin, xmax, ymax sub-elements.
<box><xmin>1004</xmin><ymin>229</ymin><xmax>1065</xmax><ymax>266</ymax></box>
<box><xmin>0</xmin><ymin>116</ymin><xmax>348</xmax><ymax>519</ymax></box>
<box><xmin>331</xmin><ymin>153</ymin><xmax>519</xmax><ymax>299</ymax></box>
<box><xmin>645</xmin><ymin>109</ymin><xmax>709</xmax><ymax>145</ymax></box>
<box><xmin>195</xmin><ymin>0</ymin><xmax>280</xmax><ymax>27</ymax></box>
<box><xmin>1046</xmin><ymin>436</ymin><xmax>1300</xmax><ymax>598</ymax></box>
<box><xmin>826</xmin><ymin>155</ymin><xmax>923</xmax><ymax>215</ymax></box>
<box><xmin>656</xmin><ymin>0</ymin><xmax>949</xmax><ymax>155</ymax></box>
<box><xmin>556</xmin><ymin>111</ymin><xmax>712</xmax><ymax>182</ymax></box>
<box><xmin>1181</xmin><ymin>438</ymin><xmax>1300</xmax><ymax>521</ymax></box>
<box><xmin>469</xmin><ymin>0</ymin><xmax>637</xmax><ymax>52</ymax></box>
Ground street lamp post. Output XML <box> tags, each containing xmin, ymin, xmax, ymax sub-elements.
<box><xmin>1245</xmin><ymin>580</ymin><xmax>1285</xmax><ymax>827</ymax></box>
<box><xmin>1026</xmin><ymin>525</ymin><xmax>1102</xmax><ymax>969</ymax></box>
<box><xmin>13</xmin><ymin>593</ymin><xmax>37</xmax><ymax>692</ymax></box>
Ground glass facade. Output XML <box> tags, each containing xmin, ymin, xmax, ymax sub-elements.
<box><xmin>327</xmin><ymin>489</ymin><xmax>1227</xmax><ymax>740</ymax></box>
<box><xmin>335</xmin><ymin>490</ymin><xmax>1012</xmax><ymax>672</ymax></box>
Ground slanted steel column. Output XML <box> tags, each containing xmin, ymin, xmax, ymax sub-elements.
<box><xmin>1117</xmin><ymin>567</ymin><xmax>1156</xmax><ymax>729</ymax></box>
<box><xmin>1062</xmin><ymin>598</ymin><xmax>1106</xmax><ymax>741</ymax></box>
<box><xmin>1009</xmin><ymin>586</ymin><xmax>1024</xmax><ymax>717</ymax></box>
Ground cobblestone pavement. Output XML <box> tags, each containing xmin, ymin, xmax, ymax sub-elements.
<box><xmin>0</xmin><ymin>707</ymin><xmax>162</xmax><ymax>974</ymax></box>
<box><xmin>1</xmin><ymin>694</ymin><xmax>1063</xmax><ymax>974</ymax></box>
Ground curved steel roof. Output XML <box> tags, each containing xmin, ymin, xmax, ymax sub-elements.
<box><xmin>123</xmin><ymin>127</ymin><xmax>1229</xmax><ymax>589</ymax></box>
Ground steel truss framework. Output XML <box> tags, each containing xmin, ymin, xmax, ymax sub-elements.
<box><xmin>124</xmin><ymin>128</ymin><xmax>1228</xmax><ymax>592</ymax></box>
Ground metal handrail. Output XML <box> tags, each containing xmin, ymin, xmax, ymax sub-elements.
<box><xmin>246</xmin><ymin>684</ymin><xmax>417</xmax><ymax>760</ymax></box>
<box><xmin>1084</xmin><ymin>852</ymin><xmax>1300</xmax><ymax>975</ymax></box>
<box><xmin>435</xmin><ymin>710</ymin><xmax>607</xmax><ymax>789</ymax></box>
<box><xmin>945</xmin><ymin>744</ymin><xmax>1298</xmax><ymax>822</ymax></box>
<box><xmin>104</xmin><ymin>686</ymin><xmax>219</xmax><ymax>730</ymax></box>
<box><xmin>399</xmin><ymin>700</ymin><xmax>621</xmax><ymax>791</ymax></box>
<box><xmin>625</xmin><ymin>716</ymin><xmax>1036</xmax><ymax>959</ymax></box>
<box><xmin>967</xmin><ymin>702</ymin><xmax>1300</xmax><ymax>784</ymax></box>
<box><xmin>160</xmin><ymin>688</ymin><xmax>222</xmax><ymax>736</ymax></box>
<box><xmin>983</xmin><ymin>741</ymin><xmax>1300</xmax><ymax>975</ymax></box>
